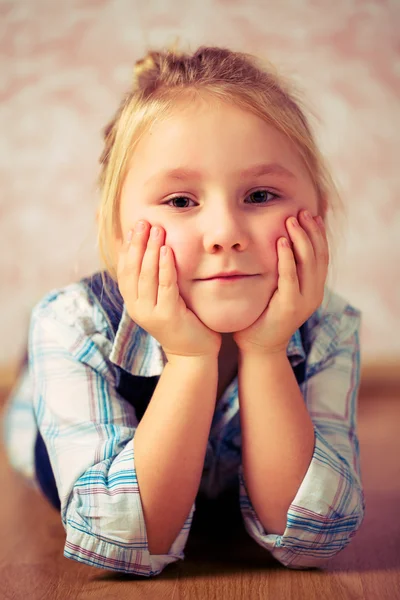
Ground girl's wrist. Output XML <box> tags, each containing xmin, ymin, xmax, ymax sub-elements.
<box><xmin>165</xmin><ymin>353</ymin><xmax>219</xmax><ymax>367</ymax></box>
<box><xmin>238</xmin><ymin>347</ymin><xmax>288</xmax><ymax>366</ymax></box>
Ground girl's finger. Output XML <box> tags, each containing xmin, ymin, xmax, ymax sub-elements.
<box><xmin>138</xmin><ymin>225</ymin><xmax>164</xmax><ymax>307</ymax></box>
<box><xmin>277</xmin><ymin>237</ymin><xmax>299</xmax><ymax>300</ymax></box>
<box><xmin>287</xmin><ymin>216</ymin><xmax>315</xmax><ymax>294</ymax></box>
<box><xmin>117</xmin><ymin>230</ymin><xmax>140</xmax><ymax>300</ymax></box>
<box><xmin>298</xmin><ymin>213</ymin><xmax>329</xmax><ymax>288</ymax></box>
<box><xmin>298</xmin><ymin>212</ymin><xmax>329</xmax><ymax>270</ymax></box>
<box><xmin>157</xmin><ymin>246</ymin><xmax>179</xmax><ymax>311</ymax></box>
<box><xmin>117</xmin><ymin>226</ymin><xmax>145</xmax><ymax>301</ymax></box>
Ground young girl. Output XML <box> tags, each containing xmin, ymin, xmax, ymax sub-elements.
<box><xmin>2</xmin><ymin>45</ymin><xmax>365</xmax><ymax>576</ymax></box>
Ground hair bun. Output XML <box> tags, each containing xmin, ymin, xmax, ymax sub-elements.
<box><xmin>133</xmin><ymin>51</ymin><xmax>162</xmax><ymax>89</ymax></box>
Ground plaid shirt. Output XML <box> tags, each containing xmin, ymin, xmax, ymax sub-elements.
<box><xmin>2</xmin><ymin>274</ymin><xmax>365</xmax><ymax>576</ymax></box>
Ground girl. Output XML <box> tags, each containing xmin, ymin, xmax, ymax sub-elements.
<box><xmin>2</xmin><ymin>45</ymin><xmax>365</xmax><ymax>576</ymax></box>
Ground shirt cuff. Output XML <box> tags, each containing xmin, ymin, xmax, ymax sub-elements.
<box><xmin>63</xmin><ymin>439</ymin><xmax>196</xmax><ymax>576</ymax></box>
<box><xmin>238</xmin><ymin>429</ymin><xmax>365</xmax><ymax>569</ymax></box>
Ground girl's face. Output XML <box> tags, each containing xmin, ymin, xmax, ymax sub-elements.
<box><xmin>119</xmin><ymin>97</ymin><xmax>319</xmax><ymax>333</ymax></box>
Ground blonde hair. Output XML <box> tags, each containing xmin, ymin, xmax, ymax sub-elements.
<box><xmin>98</xmin><ymin>44</ymin><xmax>345</xmax><ymax>291</ymax></box>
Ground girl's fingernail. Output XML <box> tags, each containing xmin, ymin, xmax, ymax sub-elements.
<box><xmin>316</xmin><ymin>216</ymin><xmax>325</xmax><ymax>228</ymax></box>
<box><xmin>290</xmin><ymin>217</ymin><xmax>298</xmax><ymax>228</ymax></box>
<box><xmin>280</xmin><ymin>238</ymin><xmax>289</xmax><ymax>247</ymax></box>
<box><xmin>151</xmin><ymin>226</ymin><xmax>160</xmax><ymax>238</ymax></box>
<box><xmin>303</xmin><ymin>210</ymin><xmax>312</xmax><ymax>221</ymax></box>
<box><xmin>135</xmin><ymin>221</ymin><xmax>145</xmax><ymax>233</ymax></box>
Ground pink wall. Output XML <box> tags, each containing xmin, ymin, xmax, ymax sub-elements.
<box><xmin>1</xmin><ymin>0</ymin><xmax>399</xmax><ymax>365</ymax></box>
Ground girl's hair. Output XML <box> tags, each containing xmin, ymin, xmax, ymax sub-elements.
<box><xmin>97</xmin><ymin>44</ymin><xmax>345</xmax><ymax>294</ymax></box>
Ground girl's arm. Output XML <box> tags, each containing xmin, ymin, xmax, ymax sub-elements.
<box><xmin>134</xmin><ymin>354</ymin><xmax>218</xmax><ymax>555</ymax></box>
<box><xmin>28</xmin><ymin>284</ymin><xmax>216</xmax><ymax>577</ymax></box>
<box><xmin>237</xmin><ymin>302</ymin><xmax>365</xmax><ymax>569</ymax></box>
<box><xmin>238</xmin><ymin>350</ymin><xmax>315</xmax><ymax>536</ymax></box>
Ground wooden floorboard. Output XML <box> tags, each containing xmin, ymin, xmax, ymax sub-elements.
<box><xmin>1</xmin><ymin>382</ymin><xmax>399</xmax><ymax>599</ymax></box>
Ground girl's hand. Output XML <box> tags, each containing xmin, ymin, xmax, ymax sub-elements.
<box><xmin>233</xmin><ymin>211</ymin><xmax>329</xmax><ymax>355</ymax></box>
<box><xmin>117</xmin><ymin>220</ymin><xmax>222</xmax><ymax>361</ymax></box>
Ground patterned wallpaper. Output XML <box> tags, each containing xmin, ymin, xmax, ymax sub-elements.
<box><xmin>1</xmin><ymin>0</ymin><xmax>399</xmax><ymax>365</ymax></box>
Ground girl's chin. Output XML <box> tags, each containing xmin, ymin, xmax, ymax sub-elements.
<box><xmin>196</xmin><ymin>310</ymin><xmax>263</xmax><ymax>333</ymax></box>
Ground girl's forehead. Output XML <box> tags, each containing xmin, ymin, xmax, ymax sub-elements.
<box><xmin>131</xmin><ymin>99</ymin><xmax>305</xmax><ymax>177</ymax></box>
<box><xmin>149</xmin><ymin>96</ymin><xmax>270</xmax><ymax>133</ymax></box>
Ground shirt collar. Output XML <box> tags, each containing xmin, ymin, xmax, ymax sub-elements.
<box><xmin>109</xmin><ymin>305</ymin><xmax>307</xmax><ymax>376</ymax></box>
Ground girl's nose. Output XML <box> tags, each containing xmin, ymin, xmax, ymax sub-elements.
<box><xmin>202</xmin><ymin>211</ymin><xmax>248</xmax><ymax>253</ymax></box>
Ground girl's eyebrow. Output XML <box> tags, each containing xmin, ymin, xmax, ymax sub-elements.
<box><xmin>144</xmin><ymin>162</ymin><xmax>297</xmax><ymax>186</ymax></box>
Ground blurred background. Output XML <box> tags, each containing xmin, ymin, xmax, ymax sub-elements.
<box><xmin>0</xmin><ymin>0</ymin><xmax>399</xmax><ymax>377</ymax></box>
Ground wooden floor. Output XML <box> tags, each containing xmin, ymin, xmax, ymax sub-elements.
<box><xmin>1</xmin><ymin>380</ymin><xmax>399</xmax><ymax>600</ymax></box>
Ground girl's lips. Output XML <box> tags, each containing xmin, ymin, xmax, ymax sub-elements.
<box><xmin>204</xmin><ymin>275</ymin><xmax>254</xmax><ymax>282</ymax></box>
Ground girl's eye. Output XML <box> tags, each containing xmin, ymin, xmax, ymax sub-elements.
<box><xmin>165</xmin><ymin>196</ymin><xmax>196</xmax><ymax>209</ymax></box>
<box><xmin>164</xmin><ymin>189</ymin><xmax>279</xmax><ymax>209</ymax></box>
<box><xmin>246</xmin><ymin>190</ymin><xmax>280</xmax><ymax>204</ymax></box>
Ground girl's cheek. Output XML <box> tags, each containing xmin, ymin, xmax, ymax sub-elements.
<box><xmin>260</xmin><ymin>231</ymin><xmax>281</xmax><ymax>261</ymax></box>
<box><xmin>164</xmin><ymin>232</ymin><xmax>193</xmax><ymax>271</ymax></box>
<box><xmin>164</xmin><ymin>226</ymin><xmax>193</xmax><ymax>250</ymax></box>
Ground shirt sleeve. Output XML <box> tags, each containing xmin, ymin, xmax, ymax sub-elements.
<box><xmin>2</xmin><ymin>359</ymin><xmax>38</xmax><ymax>483</ymax></box>
<box><xmin>238</xmin><ymin>305</ymin><xmax>365</xmax><ymax>569</ymax></box>
<box><xmin>29</xmin><ymin>289</ymin><xmax>195</xmax><ymax>577</ymax></box>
